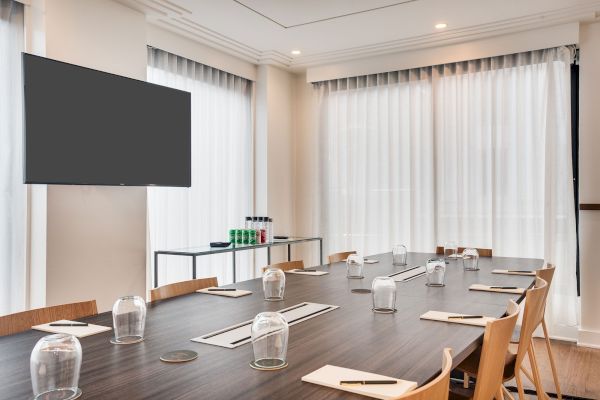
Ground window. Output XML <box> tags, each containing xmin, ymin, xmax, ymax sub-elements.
<box><xmin>147</xmin><ymin>48</ymin><xmax>253</xmax><ymax>285</ymax></box>
<box><xmin>315</xmin><ymin>47</ymin><xmax>578</xmax><ymax>338</ymax></box>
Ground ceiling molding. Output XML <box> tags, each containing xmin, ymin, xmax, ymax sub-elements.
<box><xmin>118</xmin><ymin>0</ymin><xmax>600</xmax><ymax>70</ymax></box>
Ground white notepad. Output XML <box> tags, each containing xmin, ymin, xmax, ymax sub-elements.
<box><xmin>420</xmin><ymin>311</ymin><xmax>495</xmax><ymax>327</ymax></box>
<box><xmin>389</xmin><ymin>267</ymin><xmax>426</xmax><ymax>282</ymax></box>
<box><xmin>492</xmin><ymin>269</ymin><xmax>536</xmax><ymax>276</ymax></box>
<box><xmin>286</xmin><ymin>270</ymin><xmax>329</xmax><ymax>276</ymax></box>
<box><xmin>32</xmin><ymin>320</ymin><xmax>112</xmax><ymax>338</ymax></box>
<box><xmin>196</xmin><ymin>287</ymin><xmax>253</xmax><ymax>297</ymax></box>
<box><xmin>302</xmin><ymin>365</ymin><xmax>417</xmax><ymax>400</ymax></box>
<box><xmin>469</xmin><ymin>284</ymin><xmax>525</xmax><ymax>294</ymax></box>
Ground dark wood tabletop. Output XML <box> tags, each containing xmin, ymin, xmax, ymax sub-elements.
<box><xmin>0</xmin><ymin>252</ymin><xmax>542</xmax><ymax>400</ymax></box>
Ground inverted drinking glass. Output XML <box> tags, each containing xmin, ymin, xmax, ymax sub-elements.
<box><xmin>426</xmin><ymin>259</ymin><xmax>446</xmax><ymax>287</ymax></box>
<box><xmin>444</xmin><ymin>241</ymin><xmax>458</xmax><ymax>260</ymax></box>
<box><xmin>462</xmin><ymin>248</ymin><xmax>480</xmax><ymax>271</ymax></box>
<box><xmin>346</xmin><ymin>254</ymin><xmax>364</xmax><ymax>279</ymax></box>
<box><xmin>263</xmin><ymin>267</ymin><xmax>285</xmax><ymax>301</ymax></box>
<box><xmin>372</xmin><ymin>276</ymin><xmax>397</xmax><ymax>313</ymax></box>
<box><xmin>111</xmin><ymin>295</ymin><xmax>146</xmax><ymax>344</ymax></box>
<box><xmin>250</xmin><ymin>312</ymin><xmax>289</xmax><ymax>370</ymax></box>
<box><xmin>30</xmin><ymin>333</ymin><xmax>82</xmax><ymax>400</ymax></box>
<box><xmin>392</xmin><ymin>244</ymin><xmax>407</xmax><ymax>266</ymax></box>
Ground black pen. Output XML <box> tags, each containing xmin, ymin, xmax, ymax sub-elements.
<box><xmin>340</xmin><ymin>380</ymin><xmax>398</xmax><ymax>385</ymax></box>
<box><xmin>507</xmin><ymin>270</ymin><xmax>534</xmax><ymax>273</ymax></box>
<box><xmin>490</xmin><ymin>286</ymin><xmax>517</xmax><ymax>289</ymax></box>
<box><xmin>208</xmin><ymin>288</ymin><xmax>236</xmax><ymax>292</ymax></box>
<box><xmin>49</xmin><ymin>323</ymin><xmax>88</xmax><ymax>327</ymax></box>
<box><xmin>448</xmin><ymin>315</ymin><xmax>484</xmax><ymax>319</ymax></box>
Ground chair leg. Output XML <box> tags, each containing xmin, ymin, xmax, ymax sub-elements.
<box><xmin>502</xmin><ymin>385</ymin><xmax>515</xmax><ymax>400</ymax></box>
<box><xmin>515</xmin><ymin>372</ymin><xmax>527</xmax><ymax>400</ymax></box>
<box><xmin>463</xmin><ymin>372</ymin><xmax>469</xmax><ymax>388</ymax></box>
<box><xmin>528</xmin><ymin>341</ymin><xmax>549</xmax><ymax>400</ymax></box>
<box><xmin>495</xmin><ymin>386</ymin><xmax>505</xmax><ymax>400</ymax></box>
<box><xmin>542</xmin><ymin>318</ymin><xmax>562</xmax><ymax>400</ymax></box>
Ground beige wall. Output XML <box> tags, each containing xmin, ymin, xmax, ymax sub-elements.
<box><xmin>255</xmin><ymin>65</ymin><xmax>295</xmax><ymax>267</ymax></box>
<box><xmin>24</xmin><ymin>0</ymin><xmax>258</xmax><ymax>312</ymax></box>
<box><xmin>578</xmin><ymin>21</ymin><xmax>600</xmax><ymax>348</ymax></box>
<box><xmin>40</xmin><ymin>0</ymin><xmax>148</xmax><ymax>313</ymax></box>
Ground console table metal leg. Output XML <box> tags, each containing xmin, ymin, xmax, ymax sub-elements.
<box><xmin>267</xmin><ymin>247</ymin><xmax>271</xmax><ymax>265</ymax></box>
<box><xmin>192</xmin><ymin>255</ymin><xmax>197</xmax><ymax>279</ymax></box>
<box><xmin>288</xmin><ymin>244</ymin><xmax>291</xmax><ymax>261</ymax></box>
<box><xmin>232</xmin><ymin>251</ymin><xmax>236</xmax><ymax>283</ymax></box>
<box><xmin>319</xmin><ymin>238</ymin><xmax>323</xmax><ymax>265</ymax></box>
<box><xmin>154</xmin><ymin>252</ymin><xmax>159</xmax><ymax>288</ymax></box>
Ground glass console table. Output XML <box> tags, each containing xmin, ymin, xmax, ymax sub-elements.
<box><xmin>153</xmin><ymin>237</ymin><xmax>323</xmax><ymax>287</ymax></box>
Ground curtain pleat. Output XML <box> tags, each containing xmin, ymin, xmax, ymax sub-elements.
<box><xmin>147</xmin><ymin>48</ymin><xmax>253</xmax><ymax>286</ymax></box>
<box><xmin>0</xmin><ymin>0</ymin><xmax>25</xmax><ymax>316</ymax></box>
<box><xmin>314</xmin><ymin>47</ymin><xmax>578</xmax><ymax>339</ymax></box>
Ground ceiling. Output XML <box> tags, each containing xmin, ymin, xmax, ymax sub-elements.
<box><xmin>118</xmin><ymin>0</ymin><xmax>600</xmax><ymax>70</ymax></box>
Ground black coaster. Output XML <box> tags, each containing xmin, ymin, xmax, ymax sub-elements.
<box><xmin>160</xmin><ymin>350</ymin><xmax>198</xmax><ymax>363</ymax></box>
<box><xmin>351</xmin><ymin>288</ymin><xmax>372</xmax><ymax>294</ymax></box>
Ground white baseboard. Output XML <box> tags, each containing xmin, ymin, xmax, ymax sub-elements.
<box><xmin>578</xmin><ymin>328</ymin><xmax>600</xmax><ymax>348</ymax></box>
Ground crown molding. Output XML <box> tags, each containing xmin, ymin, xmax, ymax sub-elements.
<box><xmin>118</xmin><ymin>0</ymin><xmax>600</xmax><ymax>71</ymax></box>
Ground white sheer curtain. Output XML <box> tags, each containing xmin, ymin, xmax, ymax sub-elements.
<box><xmin>147</xmin><ymin>48</ymin><xmax>253</xmax><ymax>286</ymax></box>
<box><xmin>0</xmin><ymin>0</ymin><xmax>25</xmax><ymax>316</ymax></box>
<box><xmin>314</xmin><ymin>70</ymin><xmax>435</xmax><ymax>255</ymax></box>
<box><xmin>315</xmin><ymin>47</ymin><xmax>578</xmax><ymax>339</ymax></box>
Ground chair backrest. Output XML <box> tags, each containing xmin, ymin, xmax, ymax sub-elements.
<box><xmin>435</xmin><ymin>246</ymin><xmax>492</xmax><ymax>257</ymax></box>
<box><xmin>0</xmin><ymin>300</ymin><xmax>98</xmax><ymax>336</ymax></box>
<box><xmin>398</xmin><ymin>348</ymin><xmax>452</xmax><ymax>400</ymax></box>
<box><xmin>328</xmin><ymin>251</ymin><xmax>356</xmax><ymax>264</ymax></box>
<box><xmin>537</xmin><ymin>264</ymin><xmax>555</xmax><ymax>292</ymax></box>
<box><xmin>472</xmin><ymin>300</ymin><xmax>520</xmax><ymax>400</ymax></box>
<box><xmin>514</xmin><ymin>277</ymin><xmax>548</xmax><ymax>369</ymax></box>
<box><xmin>150</xmin><ymin>277</ymin><xmax>218</xmax><ymax>302</ymax></box>
<box><xmin>262</xmin><ymin>260</ymin><xmax>304</xmax><ymax>273</ymax></box>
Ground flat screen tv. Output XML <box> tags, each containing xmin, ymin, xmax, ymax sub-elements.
<box><xmin>22</xmin><ymin>53</ymin><xmax>191</xmax><ymax>187</ymax></box>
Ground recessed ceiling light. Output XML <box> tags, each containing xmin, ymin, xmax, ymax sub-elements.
<box><xmin>435</xmin><ymin>23</ymin><xmax>448</xmax><ymax>29</ymax></box>
<box><xmin>291</xmin><ymin>50</ymin><xmax>301</xmax><ymax>55</ymax></box>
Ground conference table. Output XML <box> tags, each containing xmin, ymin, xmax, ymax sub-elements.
<box><xmin>0</xmin><ymin>252</ymin><xmax>542</xmax><ymax>399</ymax></box>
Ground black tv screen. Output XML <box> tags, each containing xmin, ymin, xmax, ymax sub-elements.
<box><xmin>23</xmin><ymin>53</ymin><xmax>191</xmax><ymax>187</ymax></box>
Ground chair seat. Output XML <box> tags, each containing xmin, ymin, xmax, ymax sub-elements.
<box><xmin>456</xmin><ymin>346</ymin><xmax>517</xmax><ymax>380</ymax></box>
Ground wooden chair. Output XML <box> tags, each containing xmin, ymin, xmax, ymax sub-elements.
<box><xmin>435</xmin><ymin>246</ymin><xmax>493</xmax><ymax>257</ymax></box>
<box><xmin>458</xmin><ymin>278</ymin><xmax>549</xmax><ymax>400</ymax></box>
<box><xmin>328</xmin><ymin>251</ymin><xmax>356</xmax><ymax>263</ymax></box>
<box><xmin>0</xmin><ymin>300</ymin><xmax>98</xmax><ymax>336</ymax></box>
<box><xmin>262</xmin><ymin>260</ymin><xmax>304</xmax><ymax>273</ymax></box>
<box><xmin>150</xmin><ymin>277</ymin><xmax>218</xmax><ymax>302</ymax></box>
<box><xmin>398</xmin><ymin>348</ymin><xmax>453</xmax><ymax>400</ymax></box>
<box><xmin>450</xmin><ymin>300</ymin><xmax>520</xmax><ymax>400</ymax></box>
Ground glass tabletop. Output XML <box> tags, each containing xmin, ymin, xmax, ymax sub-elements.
<box><xmin>155</xmin><ymin>237</ymin><xmax>322</xmax><ymax>255</ymax></box>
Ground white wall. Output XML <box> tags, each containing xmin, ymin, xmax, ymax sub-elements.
<box><xmin>578</xmin><ymin>21</ymin><xmax>600</xmax><ymax>348</ymax></box>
